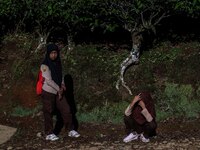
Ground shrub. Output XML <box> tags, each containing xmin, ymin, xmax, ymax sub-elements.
<box><xmin>77</xmin><ymin>101</ymin><xmax>129</xmax><ymax>124</ymax></box>
<box><xmin>156</xmin><ymin>83</ymin><xmax>200</xmax><ymax>121</ymax></box>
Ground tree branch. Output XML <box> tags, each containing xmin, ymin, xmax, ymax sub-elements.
<box><xmin>153</xmin><ymin>12</ymin><xmax>169</xmax><ymax>26</ymax></box>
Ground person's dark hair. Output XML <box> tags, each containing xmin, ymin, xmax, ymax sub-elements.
<box><xmin>64</xmin><ymin>74</ymin><xmax>74</xmax><ymax>93</ymax></box>
<box><xmin>139</xmin><ymin>91</ymin><xmax>153</xmax><ymax>104</ymax></box>
<box><xmin>64</xmin><ymin>74</ymin><xmax>77</xmax><ymax>114</ymax></box>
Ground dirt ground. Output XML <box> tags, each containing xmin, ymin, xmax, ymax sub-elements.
<box><xmin>0</xmin><ymin>110</ymin><xmax>200</xmax><ymax>150</ymax></box>
<box><xmin>0</xmin><ymin>65</ymin><xmax>200</xmax><ymax>150</ymax></box>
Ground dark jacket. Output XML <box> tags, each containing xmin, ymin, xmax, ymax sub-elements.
<box><xmin>131</xmin><ymin>92</ymin><xmax>156</xmax><ymax>125</ymax></box>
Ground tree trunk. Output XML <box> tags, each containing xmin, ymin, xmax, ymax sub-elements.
<box><xmin>116</xmin><ymin>31</ymin><xmax>142</xmax><ymax>95</ymax></box>
<box><xmin>35</xmin><ymin>33</ymin><xmax>49</xmax><ymax>53</ymax></box>
<box><xmin>67</xmin><ymin>32</ymin><xmax>75</xmax><ymax>52</ymax></box>
<box><xmin>131</xmin><ymin>32</ymin><xmax>143</xmax><ymax>56</ymax></box>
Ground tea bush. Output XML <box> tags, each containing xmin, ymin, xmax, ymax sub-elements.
<box><xmin>156</xmin><ymin>83</ymin><xmax>200</xmax><ymax>121</ymax></box>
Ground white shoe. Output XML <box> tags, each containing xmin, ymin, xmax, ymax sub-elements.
<box><xmin>45</xmin><ymin>134</ymin><xmax>59</xmax><ymax>141</ymax></box>
<box><xmin>68</xmin><ymin>130</ymin><xmax>80</xmax><ymax>138</ymax></box>
<box><xmin>123</xmin><ymin>132</ymin><xmax>139</xmax><ymax>143</ymax></box>
<box><xmin>140</xmin><ymin>133</ymin><xmax>150</xmax><ymax>143</ymax></box>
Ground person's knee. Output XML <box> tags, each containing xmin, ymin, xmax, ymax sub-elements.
<box><xmin>149</xmin><ymin>121</ymin><xmax>157</xmax><ymax>130</ymax></box>
<box><xmin>124</xmin><ymin>115</ymin><xmax>135</xmax><ymax>128</ymax></box>
<box><xmin>124</xmin><ymin>115</ymin><xmax>132</xmax><ymax>121</ymax></box>
<box><xmin>145</xmin><ymin>121</ymin><xmax>157</xmax><ymax>132</ymax></box>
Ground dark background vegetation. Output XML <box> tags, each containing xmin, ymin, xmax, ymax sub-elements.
<box><xmin>0</xmin><ymin>0</ymin><xmax>200</xmax><ymax>124</ymax></box>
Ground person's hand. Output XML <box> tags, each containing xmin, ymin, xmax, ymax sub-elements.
<box><xmin>130</xmin><ymin>94</ymin><xmax>141</xmax><ymax>107</ymax></box>
<box><xmin>61</xmin><ymin>84</ymin><xmax>66</xmax><ymax>91</ymax></box>
<box><xmin>133</xmin><ymin>93</ymin><xmax>141</xmax><ymax>103</ymax></box>
<box><xmin>59</xmin><ymin>87</ymin><xmax>63</xmax><ymax>94</ymax></box>
<box><xmin>58</xmin><ymin>93</ymin><xmax>62</xmax><ymax>100</ymax></box>
<box><xmin>58</xmin><ymin>88</ymin><xmax>63</xmax><ymax>100</ymax></box>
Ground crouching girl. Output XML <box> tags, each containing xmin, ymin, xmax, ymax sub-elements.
<box><xmin>123</xmin><ymin>92</ymin><xmax>157</xmax><ymax>143</ymax></box>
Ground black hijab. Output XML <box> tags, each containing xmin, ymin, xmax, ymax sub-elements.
<box><xmin>42</xmin><ymin>43</ymin><xmax>62</xmax><ymax>87</ymax></box>
<box><xmin>64</xmin><ymin>74</ymin><xmax>77</xmax><ymax>114</ymax></box>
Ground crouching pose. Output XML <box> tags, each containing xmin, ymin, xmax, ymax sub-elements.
<box><xmin>123</xmin><ymin>92</ymin><xmax>157</xmax><ymax>143</ymax></box>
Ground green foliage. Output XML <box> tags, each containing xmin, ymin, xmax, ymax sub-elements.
<box><xmin>197</xmin><ymin>86</ymin><xmax>200</xmax><ymax>98</ymax></box>
<box><xmin>156</xmin><ymin>83</ymin><xmax>200</xmax><ymax>121</ymax></box>
<box><xmin>172</xmin><ymin>0</ymin><xmax>200</xmax><ymax>17</ymax></box>
<box><xmin>63</xmin><ymin>42</ymin><xmax>200</xmax><ymax>122</ymax></box>
<box><xmin>0</xmin><ymin>0</ymin><xmax>33</xmax><ymax>32</ymax></box>
<box><xmin>11</xmin><ymin>59</ymin><xmax>25</xmax><ymax>79</ymax></box>
<box><xmin>156</xmin><ymin>109</ymin><xmax>170</xmax><ymax>121</ymax></box>
<box><xmin>103</xmin><ymin>0</ymin><xmax>170</xmax><ymax>34</ymax></box>
<box><xmin>63</xmin><ymin>45</ymin><xmax>128</xmax><ymax>104</ymax></box>
<box><xmin>0</xmin><ymin>0</ymin><xmax>24</xmax><ymax>19</ymax></box>
<box><xmin>141</xmin><ymin>42</ymin><xmax>182</xmax><ymax>64</ymax></box>
<box><xmin>11</xmin><ymin>105</ymin><xmax>41</xmax><ymax>117</ymax></box>
<box><xmin>77</xmin><ymin>101</ymin><xmax>129</xmax><ymax>124</ymax></box>
<box><xmin>1</xmin><ymin>0</ymin><xmax>200</xmax><ymax>44</ymax></box>
<box><xmin>5</xmin><ymin>33</ymin><xmax>37</xmax><ymax>79</ymax></box>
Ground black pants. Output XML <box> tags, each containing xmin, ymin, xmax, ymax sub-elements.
<box><xmin>53</xmin><ymin>111</ymin><xmax>79</xmax><ymax>135</ymax></box>
<box><xmin>124</xmin><ymin>115</ymin><xmax>157</xmax><ymax>138</ymax></box>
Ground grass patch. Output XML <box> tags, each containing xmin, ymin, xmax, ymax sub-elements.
<box><xmin>156</xmin><ymin>109</ymin><xmax>170</xmax><ymax>121</ymax></box>
<box><xmin>11</xmin><ymin>105</ymin><xmax>41</xmax><ymax>117</ymax></box>
<box><xmin>77</xmin><ymin>83</ymin><xmax>200</xmax><ymax>123</ymax></box>
<box><xmin>141</xmin><ymin>41</ymin><xmax>183</xmax><ymax>64</ymax></box>
<box><xmin>77</xmin><ymin>101</ymin><xmax>129</xmax><ymax>124</ymax></box>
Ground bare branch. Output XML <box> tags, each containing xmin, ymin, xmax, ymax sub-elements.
<box><xmin>153</xmin><ymin>12</ymin><xmax>170</xmax><ymax>26</ymax></box>
<box><xmin>124</xmin><ymin>22</ymin><xmax>137</xmax><ymax>33</ymax></box>
<box><xmin>150</xmin><ymin>12</ymin><xmax>159</xmax><ymax>24</ymax></box>
<box><xmin>34</xmin><ymin>26</ymin><xmax>53</xmax><ymax>53</ymax></box>
<box><xmin>141</xmin><ymin>12</ymin><xmax>148</xmax><ymax>28</ymax></box>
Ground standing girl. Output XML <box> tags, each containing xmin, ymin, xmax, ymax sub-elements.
<box><xmin>41</xmin><ymin>43</ymin><xmax>72</xmax><ymax>141</ymax></box>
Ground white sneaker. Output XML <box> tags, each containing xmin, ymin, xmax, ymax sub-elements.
<box><xmin>45</xmin><ymin>134</ymin><xmax>59</xmax><ymax>141</ymax></box>
<box><xmin>68</xmin><ymin>130</ymin><xmax>80</xmax><ymax>138</ymax></box>
<box><xmin>140</xmin><ymin>133</ymin><xmax>150</xmax><ymax>143</ymax></box>
<box><xmin>123</xmin><ymin>132</ymin><xmax>139</xmax><ymax>143</ymax></box>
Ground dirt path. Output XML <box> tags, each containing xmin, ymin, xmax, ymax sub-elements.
<box><xmin>0</xmin><ymin>114</ymin><xmax>200</xmax><ymax>150</ymax></box>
